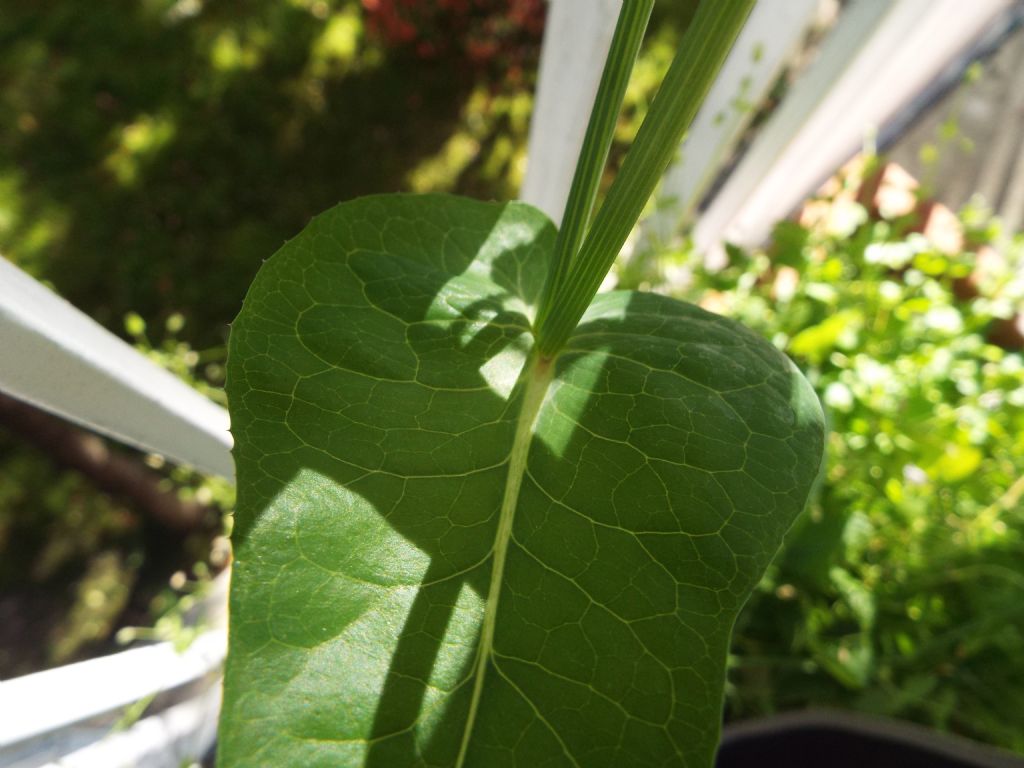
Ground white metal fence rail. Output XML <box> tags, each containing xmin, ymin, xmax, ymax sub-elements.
<box><xmin>693</xmin><ymin>0</ymin><xmax>1014</xmax><ymax>256</ymax></box>
<box><xmin>0</xmin><ymin>0</ymin><xmax>1014</xmax><ymax>764</ymax></box>
<box><xmin>0</xmin><ymin>258</ymin><xmax>233</xmax><ymax>480</ymax></box>
<box><xmin>641</xmin><ymin>0</ymin><xmax>823</xmax><ymax>248</ymax></box>
<box><xmin>2</xmin><ymin>633</ymin><xmax>225</xmax><ymax>768</ymax></box>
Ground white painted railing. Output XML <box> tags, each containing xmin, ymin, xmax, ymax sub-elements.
<box><xmin>0</xmin><ymin>258</ymin><xmax>233</xmax><ymax>480</ymax></box>
<box><xmin>641</xmin><ymin>0</ymin><xmax>823</xmax><ymax>248</ymax></box>
<box><xmin>692</xmin><ymin>0</ymin><xmax>1015</xmax><ymax>255</ymax></box>
<box><xmin>0</xmin><ymin>0</ymin><xmax>1014</xmax><ymax>764</ymax></box>
<box><xmin>0</xmin><ymin>571</ymin><xmax>228</xmax><ymax>766</ymax></box>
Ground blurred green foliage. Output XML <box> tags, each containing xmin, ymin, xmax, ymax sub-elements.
<box><xmin>0</xmin><ymin>438</ymin><xmax>139</xmax><ymax>674</ymax></box>
<box><xmin>0</xmin><ymin>0</ymin><xmax>528</xmax><ymax>345</ymax></box>
<box><xmin>0</xmin><ymin>0</ymin><xmax>696</xmax><ymax>343</ymax></box>
<box><xmin>620</xmin><ymin>173</ymin><xmax>1024</xmax><ymax>751</ymax></box>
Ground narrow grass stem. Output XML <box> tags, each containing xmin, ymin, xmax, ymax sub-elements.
<box><xmin>535</xmin><ymin>0</ymin><xmax>654</xmax><ymax>332</ymax></box>
<box><xmin>536</xmin><ymin>0</ymin><xmax>756</xmax><ymax>357</ymax></box>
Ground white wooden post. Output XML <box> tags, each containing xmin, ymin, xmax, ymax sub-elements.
<box><xmin>642</xmin><ymin>0</ymin><xmax>824</xmax><ymax>248</ymax></box>
<box><xmin>520</xmin><ymin>0</ymin><xmax>622</xmax><ymax>222</ymax></box>
<box><xmin>0</xmin><ymin>256</ymin><xmax>233</xmax><ymax>479</ymax></box>
<box><xmin>692</xmin><ymin>0</ymin><xmax>1015</xmax><ymax>255</ymax></box>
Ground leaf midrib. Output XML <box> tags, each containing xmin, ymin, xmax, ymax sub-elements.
<box><xmin>454</xmin><ymin>354</ymin><xmax>556</xmax><ymax>767</ymax></box>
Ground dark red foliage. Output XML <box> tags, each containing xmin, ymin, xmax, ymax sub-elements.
<box><xmin>362</xmin><ymin>0</ymin><xmax>545</xmax><ymax>77</ymax></box>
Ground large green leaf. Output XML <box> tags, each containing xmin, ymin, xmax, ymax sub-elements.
<box><xmin>220</xmin><ymin>194</ymin><xmax>824</xmax><ymax>767</ymax></box>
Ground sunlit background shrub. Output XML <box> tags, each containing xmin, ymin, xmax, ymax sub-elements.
<box><xmin>618</xmin><ymin>162</ymin><xmax>1024</xmax><ymax>750</ymax></box>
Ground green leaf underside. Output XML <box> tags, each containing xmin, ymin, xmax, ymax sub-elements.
<box><xmin>220</xmin><ymin>194</ymin><xmax>824</xmax><ymax>767</ymax></box>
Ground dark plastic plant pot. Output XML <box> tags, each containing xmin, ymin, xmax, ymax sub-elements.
<box><xmin>716</xmin><ymin>710</ymin><xmax>1024</xmax><ymax>768</ymax></box>
<box><xmin>202</xmin><ymin>709</ymin><xmax>1024</xmax><ymax>767</ymax></box>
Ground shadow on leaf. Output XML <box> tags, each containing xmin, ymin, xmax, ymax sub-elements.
<box><xmin>221</xmin><ymin>194</ymin><xmax>823</xmax><ymax>767</ymax></box>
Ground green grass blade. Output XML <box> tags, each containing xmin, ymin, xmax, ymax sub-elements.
<box><xmin>536</xmin><ymin>0</ymin><xmax>756</xmax><ymax>357</ymax></box>
<box><xmin>534</xmin><ymin>0</ymin><xmax>654</xmax><ymax>333</ymax></box>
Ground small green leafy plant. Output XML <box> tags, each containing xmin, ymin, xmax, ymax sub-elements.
<box><xmin>218</xmin><ymin>2</ymin><xmax>823</xmax><ymax>766</ymax></box>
